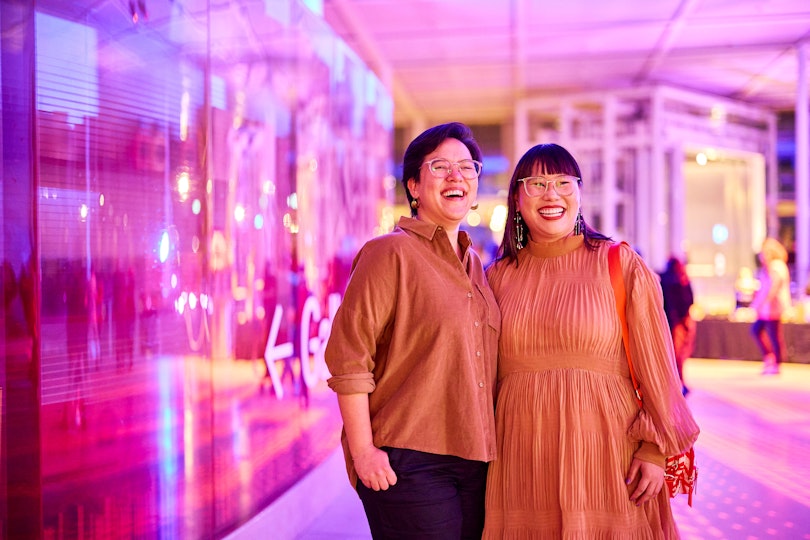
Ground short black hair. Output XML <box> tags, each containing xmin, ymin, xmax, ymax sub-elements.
<box><xmin>401</xmin><ymin>122</ymin><xmax>482</xmax><ymax>216</ymax></box>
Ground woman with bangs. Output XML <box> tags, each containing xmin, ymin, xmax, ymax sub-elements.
<box><xmin>482</xmin><ymin>143</ymin><xmax>699</xmax><ymax>539</ymax></box>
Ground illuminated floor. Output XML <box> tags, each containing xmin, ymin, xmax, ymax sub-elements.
<box><xmin>39</xmin><ymin>349</ymin><xmax>342</xmax><ymax>540</ymax></box>
<box><xmin>294</xmin><ymin>359</ymin><xmax>810</xmax><ymax>540</ymax></box>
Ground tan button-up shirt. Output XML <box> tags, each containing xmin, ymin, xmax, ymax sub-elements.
<box><xmin>325</xmin><ymin>216</ymin><xmax>500</xmax><ymax>485</ymax></box>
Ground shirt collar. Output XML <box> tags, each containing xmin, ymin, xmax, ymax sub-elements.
<box><xmin>397</xmin><ymin>216</ymin><xmax>473</xmax><ymax>253</ymax></box>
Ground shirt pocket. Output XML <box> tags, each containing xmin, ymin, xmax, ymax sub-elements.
<box><xmin>475</xmin><ymin>282</ymin><xmax>501</xmax><ymax>333</ymax></box>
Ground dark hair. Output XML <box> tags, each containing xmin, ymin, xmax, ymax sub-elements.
<box><xmin>401</xmin><ymin>122</ymin><xmax>482</xmax><ymax>217</ymax></box>
<box><xmin>665</xmin><ymin>256</ymin><xmax>684</xmax><ymax>275</ymax></box>
<box><xmin>497</xmin><ymin>143</ymin><xmax>611</xmax><ymax>264</ymax></box>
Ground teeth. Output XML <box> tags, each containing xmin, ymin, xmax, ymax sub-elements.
<box><xmin>539</xmin><ymin>208</ymin><xmax>564</xmax><ymax>216</ymax></box>
<box><xmin>442</xmin><ymin>190</ymin><xmax>464</xmax><ymax>197</ymax></box>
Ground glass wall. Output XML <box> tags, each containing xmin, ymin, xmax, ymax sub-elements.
<box><xmin>1</xmin><ymin>0</ymin><xmax>393</xmax><ymax>537</ymax></box>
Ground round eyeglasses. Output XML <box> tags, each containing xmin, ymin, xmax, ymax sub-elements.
<box><xmin>422</xmin><ymin>158</ymin><xmax>482</xmax><ymax>180</ymax></box>
<box><xmin>518</xmin><ymin>175</ymin><xmax>580</xmax><ymax>197</ymax></box>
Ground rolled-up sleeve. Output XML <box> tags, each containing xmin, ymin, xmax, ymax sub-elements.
<box><xmin>325</xmin><ymin>242</ymin><xmax>396</xmax><ymax>395</ymax></box>
<box><xmin>326</xmin><ymin>370</ymin><xmax>376</xmax><ymax>394</ymax></box>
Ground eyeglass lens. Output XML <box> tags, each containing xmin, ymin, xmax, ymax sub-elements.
<box><xmin>427</xmin><ymin>159</ymin><xmax>481</xmax><ymax>179</ymax></box>
<box><xmin>521</xmin><ymin>176</ymin><xmax>577</xmax><ymax>197</ymax></box>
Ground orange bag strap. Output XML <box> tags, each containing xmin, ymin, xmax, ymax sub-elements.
<box><xmin>608</xmin><ymin>242</ymin><xmax>643</xmax><ymax>407</ymax></box>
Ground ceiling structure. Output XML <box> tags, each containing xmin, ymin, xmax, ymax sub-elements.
<box><xmin>323</xmin><ymin>0</ymin><xmax>810</xmax><ymax>128</ymax></box>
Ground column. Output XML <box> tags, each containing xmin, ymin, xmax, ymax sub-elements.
<box><xmin>1</xmin><ymin>1</ymin><xmax>42</xmax><ymax>537</ymax></box>
<box><xmin>635</xmin><ymin>143</ymin><xmax>652</xmax><ymax>260</ymax></box>
<box><xmin>602</xmin><ymin>96</ymin><xmax>617</xmax><ymax>236</ymax></box>
<box><xmin>514</xmin><ymin>100</ymin><xmax>529</xmax><ymax>163</ymax></box>
<box><xmin>669</xmin><ymin>145</ymin><xmax>685</xmax><ymax>258</ymax></box>
<box><xmin>649</xmin><ymin>89</ymin><xmax>667</xmax><ymax>269</ymax></box>
<box><xmin>796</xmin><ymin>42</ymin><xmax>809</xmax><ymax>303</ymax></box>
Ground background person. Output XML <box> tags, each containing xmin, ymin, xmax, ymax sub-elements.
<box><xmin>750</xmin><ymin>237</ymin><xmax>792</xmax><ymax>375</ymax></box>
<box><xmin>113</xmin><ymin>267</ymin><xmax>136</xmax><ymax>371</ymax></box>
<box><xmin>482</xmin><ymin>143</ymin><xmax>699</xmax><ymax>538</ymax></box>
<box><xmin>325</xmin><ymin>122</ymin><xmax>500</xmax><ymax>539</ymax></box>
<box><xmin>660</xmin><ymin>256</ymin><xmax>696</xmax><ymax>395</ymax></box>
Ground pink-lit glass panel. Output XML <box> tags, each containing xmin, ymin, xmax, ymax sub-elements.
<box><xmin>21</xmin><ymin>1</ymin><xmax>393</xmax><ymax>538</ymax></box>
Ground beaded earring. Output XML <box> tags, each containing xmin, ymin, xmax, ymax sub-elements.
<box><xmin>574</xmin><ymin>210</ymin><xmax>584</xmax><ymax>236</ymax></box>
<box><xmin>515</xmin><ymin>212</ymin><xmax>525</xmax><ymax>250</ymax></box>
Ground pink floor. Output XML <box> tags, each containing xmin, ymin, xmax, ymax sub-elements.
<box><xmin>38</xmin><ymin>353</ymin><xmax>810</xmax><ymax>539</ymax></box>
<box><xmin>40</xmin><ymin>352</ymin><xmax>341</xmax><ymax>539</ymax></box>
<box><xmin>294</xmin><ymin>359</ymin><xmax>810</xmax><ymax>540</ymax></box>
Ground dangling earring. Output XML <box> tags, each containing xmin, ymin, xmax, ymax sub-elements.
<box><xmin>470</xmin><ymin>202</ymin><xmax>479</xmax><ymax>211</ymax></box>
<box><xmin>515</xmin><ymin>212</ymin><xmax>525</xmax><ymax>250</ymax></box>
<box><xmin>574</xmin><ymin>210</ymin><xmax>584</xmax><ymax>236</ymax></box>
<box><xmin>410</xmin><ymin>199</ymin><xmax>419</xmax><ymax>210</ymax></box>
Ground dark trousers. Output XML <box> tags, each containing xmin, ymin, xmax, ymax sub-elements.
<box><xmin>356</xmin><ymin>448</ymin><xmax>488</xmax><ymax>540</ymax></box>
<box><xmin>751</xmin><ymin>319</ymin><xmax>785</xmax><ymax>363</ymax></box>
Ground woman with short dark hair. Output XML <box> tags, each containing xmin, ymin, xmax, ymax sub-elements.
<box><xmin>326</xmin><ymin>122</ymin><xmax>500</xmax><ymax>539</ymax></box>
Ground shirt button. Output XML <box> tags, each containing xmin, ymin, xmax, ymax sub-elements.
<box><xmin>476</xmin><ymin>351</ymin><xmax>481</xmax><ymax>357</ymax></box>
<box><xmin>478</xmin><ymin>381</ymin><xmax>484</xmax><ymax>388</ymax></box>
<box><xmin>467</xmin><ymin>292</ymin><xmax>473</xmax><ymax>298</ymax></box>
<box><xmin>474</xmin><ymin>321</ymin><xmax>480</xmax><ymax>327</ymax></box>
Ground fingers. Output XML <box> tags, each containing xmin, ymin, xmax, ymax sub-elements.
<box><xmin>627</xmin><ymin>459</ymin><xmax>665</xmax><ymax>506</ymax></box>
<box><xmin>629</xmin><ymin>476</ymin><xmax>663</xmax><ymax>506</ymax></box>
<box><xmin>355</xmin><ymin>447</ymin><xmax>397</xmax><ymax>491</ymax></box>
<box><xmin>386</xmin><ymin>468</ymin><xmax>398</xmax><ymax>488</ymax></box>
<box><xmin>378</xmin><ymin>469</ymin><xmax>398</xmax><ymax>491</ymax></box>
<box><xmin>625</xmin><ymin>461</ymin><xmax>640</xmax><ymax>486</ymax></box>
<box><xmin>364</xmin><ymin>467</ymin><xmax>397</xmax><ymax>491</ymax></box>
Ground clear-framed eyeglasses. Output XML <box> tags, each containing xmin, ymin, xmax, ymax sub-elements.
<box><xmin>518</xmin><ymin>175</ymin><xmax>580</xmax><ymax>197</ymax></box>
<box><xmin>422</xmin><ymin>158</ymin><xmax>483</xmax><ymax>180</ymax></box>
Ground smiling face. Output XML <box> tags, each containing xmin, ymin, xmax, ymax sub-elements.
<box><xmin>407</xmin><ymin>137</ymin><xmax>478</xmax><ymax>230</ymax></box>
<box><xmin>516</xmin><ymin>167</ymin><xmax>581</xmax><ymax>243</ymax></box>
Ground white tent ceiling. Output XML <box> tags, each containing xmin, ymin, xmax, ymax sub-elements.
<box><xmin>323</xmin><ymin>0</ymin><xmax>810</xmax><ymax>127</ymax></box>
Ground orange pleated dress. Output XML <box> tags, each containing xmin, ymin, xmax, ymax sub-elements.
<box><xmin>482</xmin><ymin>238</ymin><xmax>700</xmax><ymax>539</ymax></box>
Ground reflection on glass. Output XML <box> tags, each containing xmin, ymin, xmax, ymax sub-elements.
<box><xmin>11</xmin><ymin>0</ymin><xmax>395</xmax><ymax>537</ymax></box>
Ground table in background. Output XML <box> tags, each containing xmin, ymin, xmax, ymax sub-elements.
<box><xmin>693</xmin><ymin>319</ymin><xmax>810</xmax><ymax>364</ymax></box>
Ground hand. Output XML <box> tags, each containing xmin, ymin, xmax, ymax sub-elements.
<box><xmin>626</xmin><ymin>458</ymin><xmax>665</xmax><ymax>506</ymax></box>
<box><xmin>353</xmin><ymin>445</ymin><xmax>398</xmax><ymax>491</ymax></box>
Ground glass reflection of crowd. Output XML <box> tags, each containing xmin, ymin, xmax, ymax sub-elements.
<box><xmin>113</xmin><ymin>267</ymin><xmax>137</xmax><ymax>371</ymax></box>
<box><xmin>2</xmin><ymin>259</ymin><xmax>36</xmax><ymax>376</ymax></box>
<box><xmin>47</xmin><ymin>262</ymin><xmax>149</xmax><ymax>381</ymax></box>
<box><xmin>65</xmin><ymin>263</ymin><xmax>90</xmax><ymax>427</ymax></box>
<box><xmin>250</xmin><ymin>234</ymin><xmax>361</xmax><ymax>404</ymax></box>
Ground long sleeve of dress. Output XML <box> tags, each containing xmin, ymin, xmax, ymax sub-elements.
<box><xmin>620</xmin><ymin>243</ymin><xmax>700</xmax><ymax>460</ymax></box>
<box><xmin>484</xmin><ymin>238</ymin><xmax>696</xmax><ymax>538</ymax></box>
